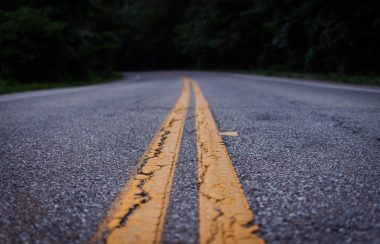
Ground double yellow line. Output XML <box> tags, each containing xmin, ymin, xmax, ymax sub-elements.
<box><xmin>92</xmin><ymin>78</ymin><xmax>263</xmax><ymax>244</ymax></box>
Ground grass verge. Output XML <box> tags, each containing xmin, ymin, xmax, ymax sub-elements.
<box><xmin>0</xmin><ymin>73</ymin><xmax>123</xmax><ymax>95</ymax></box>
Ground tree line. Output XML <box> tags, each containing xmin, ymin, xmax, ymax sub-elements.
<box><xmin>1</xmin><ymin>0</ymin><xmax>379</xmax><ymax>83</ymax></box>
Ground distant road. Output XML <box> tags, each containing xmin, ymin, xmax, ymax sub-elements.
<box><xmin>1</xmin><ymin>71</ymin><xmax>379</xmax><ymax>243</ymax></box>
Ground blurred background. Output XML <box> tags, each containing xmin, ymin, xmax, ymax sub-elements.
<box><xmin>1</xmin><ymin>0</ymin><xmax>379</xmax><ymax>93</ymax></box>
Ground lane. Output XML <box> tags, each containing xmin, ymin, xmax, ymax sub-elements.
<box><xmin>189</xmin><ymin>72</ymin><xmax>380</xmax><ymax>243</ymax></box>
<box><xmin>0</xmin><ymin>73</ymin><xmax>183</xmax><ymax>243</ymax></box>
<box><xmin>94</xmin><ymin>79</ymin><xmax>190</xmax><ymax>243</ymax></box>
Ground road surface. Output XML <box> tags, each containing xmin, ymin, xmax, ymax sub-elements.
<box><xmin>0</xmin><ymin>71</ymin><xmax>379</xmax><ymax>243</ymax></box>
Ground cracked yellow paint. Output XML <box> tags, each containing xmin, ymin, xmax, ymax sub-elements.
<box><xmin>92</xmin><ymin>79</ymin><xmax>190</xmax><ymax>244</ymax></box>
<box><xmin>191</xmin><ymin>78</ymin><xmax>264</xmax><ymax>244</ymax></box>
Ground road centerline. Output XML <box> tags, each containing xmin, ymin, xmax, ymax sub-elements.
<box><xmin>92</xmin><ymin>79</ymin><xmax>190</xmax><ymax>244</ymax></box>
<box><xmin>190</xmin><ymin>78</ymin><xmax>264</xmax><ymax>244</ymax></box>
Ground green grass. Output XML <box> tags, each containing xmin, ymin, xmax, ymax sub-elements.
<box><xmin>239</xmin><ymin>70</ymin><xmax>380</xmax><ymax>87</ymax></box>
<box><xmin>0</xmin><ymin>73</ymin><xmax>122</xmax><ymax>94</ymax></box>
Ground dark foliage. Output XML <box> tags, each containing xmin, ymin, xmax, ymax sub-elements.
<box><xmin>0</xmin><ymin>0</ymin><xmax>125</xmax><ymax>82</ymax></box>
<box><xmin>1</xmin><ymin>0</ymin><xmax>379</xmax><ymax>83</ymax></box>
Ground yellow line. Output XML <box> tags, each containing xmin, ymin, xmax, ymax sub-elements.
<box><xmin>191</xmin><ymin>78</ymin><xmax>264</xmax><ymax>244</ymax></box>
<box><xmin>92</xmin><ymin>79</ymin><xmax>190</xmax><ymax>244</ymax></box>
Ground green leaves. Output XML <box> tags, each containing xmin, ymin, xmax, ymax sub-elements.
<box><xmin>0</xmin><ymin>2</ymin><xmax>124</xmax><ymax>82</ymax></box>
<box><xmin>0</xmin><ymin>7</ymin><xmax>66</xmax><ymax>81</ymax></box>
<box><xmin>1</xmin><ymin>0</ymin><xmax>379</xmax><ymax>84</ymax></box>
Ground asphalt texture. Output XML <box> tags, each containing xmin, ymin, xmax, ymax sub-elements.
<box><xmin>1</xmin><ymin>71</ymin><xmax>379</xmax><ymax>243</ymax></box>
<box><xmin>163</xmin><ymin>93</ymin><xmax>199</xmax><ymax>244</ymax></box>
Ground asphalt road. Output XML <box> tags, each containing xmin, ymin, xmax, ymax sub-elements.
<box><xmin>1</xmin><ymin>71</ymin><xmax>379</xmax><ymax>243</ymax></box>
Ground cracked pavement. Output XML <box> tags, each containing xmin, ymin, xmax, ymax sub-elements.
<box><xmin>1</xmin><ymin>71</ymin><xmax>380</xmax><ymax>243</ymax></box>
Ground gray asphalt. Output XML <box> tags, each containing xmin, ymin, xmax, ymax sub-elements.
<box><xmin>1</xmin><ymin>71</ymin><xmax>379</xmax><ymax>243</ymax></box>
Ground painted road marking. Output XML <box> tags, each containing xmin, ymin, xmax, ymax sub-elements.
<box><xmin>191</xmin><ymin>78</ymin><xmax>264</xmax><ymax>244</ymax></box>
<box><xmin>220</xmin><ymin>131</ymin><xmax>239</xmax><ymax>137</ymax></box>
<box><xmin>92</xmin><ymin>79</ymin><xmax>190</xmax><ymax>243</ymax></box>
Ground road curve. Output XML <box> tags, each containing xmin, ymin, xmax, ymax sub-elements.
<box><xmin>0</xmin><ymin>71</ymin><xmax>379</xmax><ymax>243</ymax></box>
